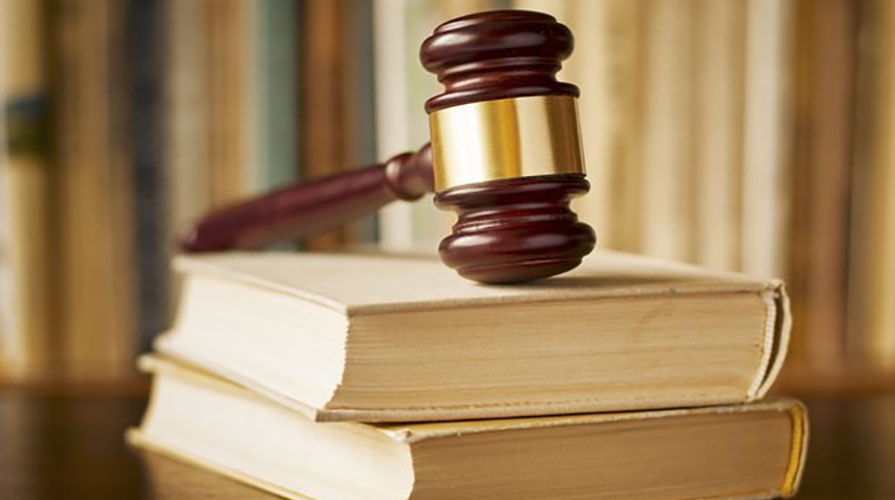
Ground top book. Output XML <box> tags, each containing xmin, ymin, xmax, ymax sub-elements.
<box><xmin>156</xmin><ymin>250</ymin><xmax>791</xmax><ymax>423</ymax></box>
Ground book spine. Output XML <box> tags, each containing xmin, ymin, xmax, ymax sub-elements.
<box><xmin>55</xmin><ymin>0</ymin><xmax>137</xmax><ymax>380</ymax></box>
<box><xmin>127</xmin><ymin>0</ymin><xmax>170</xmax><ymax>354</ymax></box>
<box><xmin>253</xmin><ymin>0</ymin><xmax>300</xmax><ymax>193</ymax></box>
<box><xmin>0</xmin><ymin>0</ymin><xmax>60</xmax><ymax>380</ymax></box>
<box><xmin>741</xmin><ymin>0</ymin><xmax>796</xmax><ymax>279</ymax></box>
<box><xmin>787</xmin><ymin>0</ymin><xmax>856</xmax><ymax>372</ymax></box>
<box><xmin>300</xmin><ymin>0</ymin><xmax>349</xmax><ymax>250</ymax></box>
<box><xmin>205</xmin><ymin>0</ymin><xmax>251</xmax><ymax>206</ymax></box>
<box><xmin>604</xmin><ymin>0</ymin><xmax>646</xmax><ymax>254</ymax></box>
<box><xmin>847</xmin><ymin>0</ymin><xmax>895</xmax><ymax>370</ymax></box>
<box><xmin>692</xmin><ymin>0</ymin><xmax>745</xmax><ymax>271</ymax></box>
<box><xmin>342</xmin><ymin>0</ymin><xmax>379</xmax><ymax>244</ymax></box>
<box><xmin>374</xmin><ymin>0</ymin><xmax>414</xmax><ymax>251</ymax></box>
<box><xmin>163</xmin><ymin>0</ymin><xmax>211</xmax><ymax>239</ymax></box>
<box><xmin>640</xmin><ymin>0</ymin><xmax>697</xmax><ymax>262</ymax></box>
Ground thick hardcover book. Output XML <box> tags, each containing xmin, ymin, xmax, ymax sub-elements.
<box><xmin>156</xmin><ymin>250</ymin><xmax>791</xmax><ymax>422</ymax></box>
<box><xmin>129</xmin><ymin>356</ymin><xmax>808</xmax><ymax>500</ymax></box>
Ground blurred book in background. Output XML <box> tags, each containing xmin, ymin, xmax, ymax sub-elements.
<box><xmin>1</xmin><ymin>0</ymin><xmax>894</xmax><ymax>387</ymax></box>
<box><xmin>1</xmin><ymin>0</ymin><xmax>62</xmax><ymax>381</ymax></box>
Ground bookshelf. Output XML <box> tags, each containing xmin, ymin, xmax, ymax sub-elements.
<box><xmin>1</xmin><ymin>0</ymin><xmax>894</xmax><ymax>389</ymax></box>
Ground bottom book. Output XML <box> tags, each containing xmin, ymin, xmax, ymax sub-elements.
<box><xmin>128</xmin><ymin>356</ymin><xmax>808</xmax><ymax>500</ymax></box>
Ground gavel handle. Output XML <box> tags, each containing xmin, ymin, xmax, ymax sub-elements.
<box><xmin>181</xmin><ymin>144</ymin><xmax>433</xmax><ymax>252</ymax></box>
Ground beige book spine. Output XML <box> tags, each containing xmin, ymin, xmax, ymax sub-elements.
<box><xmin>55</xmin><ymin>0</ymin><xmax>136</xmax><ymax>380</ymax></box>
<box><xmin>0</xmin><ymin>0</ymin><xmax>59</xmax><ymax>380</ymax></box>
<box><xmin>601</xmin><ymin>0</ymin><xmax>647</xmax><ymax>253</ymax></box>
<box><xmin>374</xmin><ymin>0</ymin><xmax>413</xmax><ymax>251</ymax></box>
<box><xmin>640</xmin><ymin>0</ymin><xmax>696</xmax><ymax>262</ymax></box>
<box><xmin>206</xmin><ymin>0</ymin><xmax>251</xmax><ymax>206</ymax></box>
<box><xmin>163</xmin><ymin>0</ymin><xmax>212</xmax><ymax>235</ymax></box>
<box><xmin>871</xmin><ymin>0</ymin><xmax>895</xmax><ymax>369</ymax></box>
<box><xmin>693</xmin><ymin>0</ymin><xmax>745</xmax><ymax>271</ymax></box>
<box><xmin>741</xmin><ymin>0</ymin><xmax>796</xmax><ymax>279</ymax></box>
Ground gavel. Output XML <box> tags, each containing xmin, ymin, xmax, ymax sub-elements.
<box><xmin>182</xmin><ymin>10</ymin><xmax>596</xmax><ymax>284</ymax></box>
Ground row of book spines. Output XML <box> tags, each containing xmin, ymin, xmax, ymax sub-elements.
<box><xmin>498</xmin><ymin>0</ymin><xmax>894</xmax><ymax>373</ymax></box>
<box><xmin>0</xmin><ymin>0</ymin><xmax>136</xmax><ymax>381</ymax></box>
<box><xmin>0</xmin><ymin>0</ymin><xmax>313</xmax><ymax>381</ymax></box>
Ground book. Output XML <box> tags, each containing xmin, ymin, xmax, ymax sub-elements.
<box><xmin>787</xmin><ymin>0</ymin><xmax>856</xmax><ymax>373</ymax></box>
<box><xmin>0</xmin><ymin>0</ymin><xmax>60</xmax><ymax>380</ymax></box>
<box><xmin>373</xmin><ymin>0</ymin><xmax>414</xmax><ymax>251</ymax></box>
<box><xmin>847</xmin><ymin>0</ymin><xmax>895</xmax><ymax>370</ymax></box>
<box><xmin>162</xmin><ymin>0</ymin><xmax>212</xmax><ymax>241</ymax></box>
<box><xmin>250</xmin><ymin>0</ymin><xmax>300</xmax><ymax>194</ymax></box>
<box><xmin>205</xmin><ymin>0</ymin><xmax>251</xmax><ymax>206</ymax></box>
<box><xmin>155</xmin><ymin>250</ymin><xmax>791</xmax><ymax>422</ymax></box>
<box><xmin>741</xmin><ymin>0</ymin><xmax>796</xmax><ymax>279</ymax></box>
<box><xmin>342</xmin><ymin>0</ymin><xmax>379</xmax><ymax>244</ymax></box>
<box><xmin>640</xmin><ymin>0</ymin><xmax>697</xmax><ymax>263</ymax></box>
<box><xmin>127</xmin><ymin>0</ymin><xmax>171</xmax><ymax>354</ymax></box>
<box><xmin>300</xmin><ymin>0</ymin><xmax>353</xmax><ymax>250</ymax></box>
<box><xmin>692</xmin><ymin>0</ymin><xmax>746</xmax><ymax>271</ymax></box>
<box><xmin>129</xmin><ymin>356</ymin><xmax>808</xmax><ymax>500</ymax></box>
<box><xmin>55</xmin><ymin>0</ymin><xmax>137</xmax><ymax>380</ymax></box>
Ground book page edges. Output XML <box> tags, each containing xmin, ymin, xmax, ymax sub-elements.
<box><xmin>140</xmin><ymin>355</ymin><xmax>805</xmax><ymax>444</ymax></box>
<box><xmin>126</xmin><ymin>429</ymin><xmax>314</xmax><ymax>500</ymax></box>
<box><xmin>385</xmin><ymin>398</ymin><xmax>806</xmax><ymax>443</ymax></box>
<box><xmin>147</xmin><ymin>347</ymin><xmax>756</xmax><ymax>423</ymax></box>
<box><xmin>316</xmin><ymin>392</ymin><xmax>749</xmax><ymax>423</ymax></box>
<box><xmin>154</xmin><ymin>277</ymin><xmax>792</xmax><ymax>423</ymax></box>
<box><xmin>749</xmin><ymin>280</ymin><xmax>792</xmax><ymax>400</ymax></box>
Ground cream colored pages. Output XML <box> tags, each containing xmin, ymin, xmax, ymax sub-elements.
<box><xmin>174</xmin><ymin>250</ymin><xmax>778</xmax><ymax>315</ymax></box>
<box><xmin>134</xmin><ymin>355</ymin><xmax>809</xmax><ymax>498</ymax></box>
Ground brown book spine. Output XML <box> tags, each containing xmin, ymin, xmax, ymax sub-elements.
<box><xmin>54</xmin><ymin>0</ymin><xmax>137</xmax><ymax>380</ymax></box>
<box><xmin>847</xmin><ymin>0</ymin><xmax>895</xmax><ymax>370</ymax></box>
<box><xmin>205</xmin><ymin>0</ymin><xmax>250</xmax><ymax>206</ymax></box>
<box><xmin>300</xmin><ymin>0</ymin><xmax>348</xmax><ymax>250</ymax></box>
<box><xmin>787</xmin><ymin>0</ymin><xmax>856</xmax><ymax>373</ymax></box>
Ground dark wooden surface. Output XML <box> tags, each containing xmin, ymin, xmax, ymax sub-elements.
<box><xmin>1</xmin><ymin>389</ymin><xmax>893</xmax><ymax>499</ymax></box>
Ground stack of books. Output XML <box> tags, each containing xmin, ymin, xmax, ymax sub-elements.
<box><xmin>129</xmin><ymin>251</ymin><xmax>807</xmax><ymax>499</ymax></box>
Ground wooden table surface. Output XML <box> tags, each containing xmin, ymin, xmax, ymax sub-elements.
<box><xmin>1</xmin><ymin>389</ymin><xmax>893</xmax><ymax>499</ymax></box>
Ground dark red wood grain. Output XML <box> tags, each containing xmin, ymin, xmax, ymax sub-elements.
<box><xmin>435</xmin><ymin>174</ymin><xmax>595</xmax><ymax>283</ymax></box>
<box><xmin>420</xmin><ymin>10</ymin><xmax>579</xmax><ymax>112</ymax></box>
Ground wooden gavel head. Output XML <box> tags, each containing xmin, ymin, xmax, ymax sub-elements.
<box><xmin>420</xmin><ymin>10</ymin><xmax>596</xmax><ymax>283</ymax></box>
<box><xmin>180</xmin><ymin>10</ymin><xmax>595</xmax><ymax>284</ymax></box>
